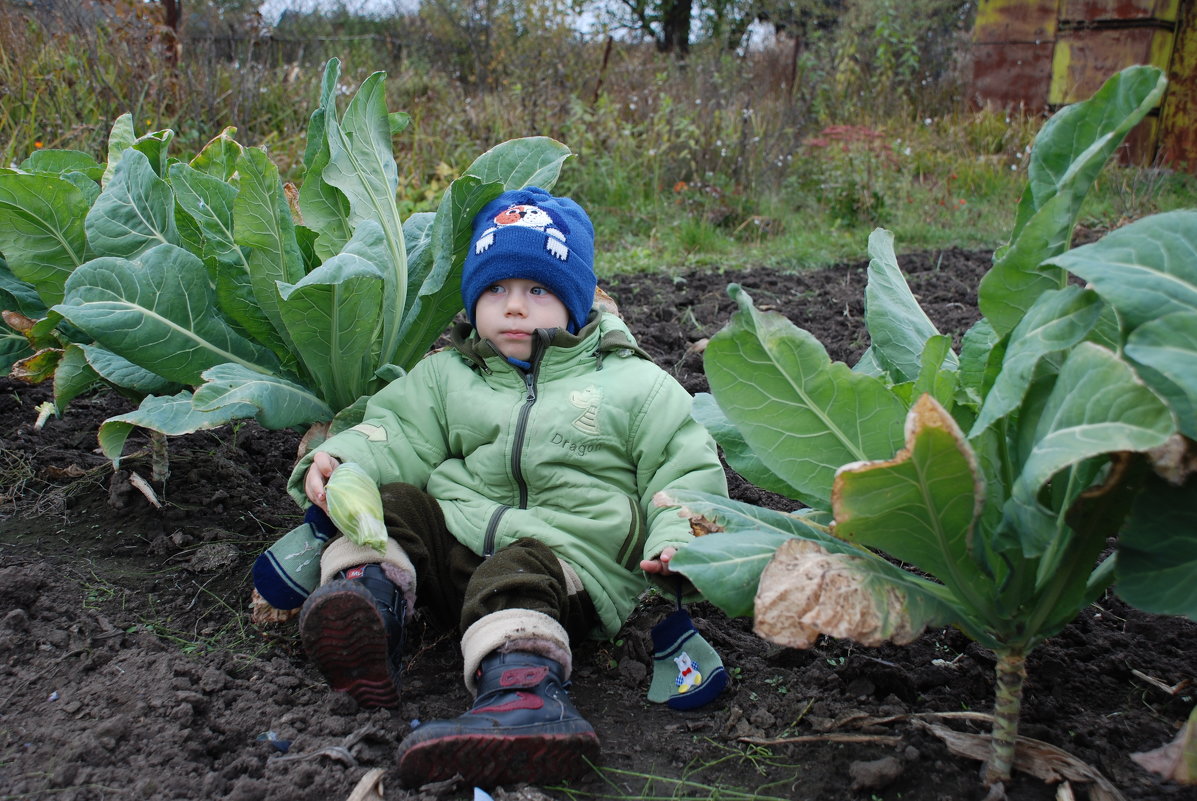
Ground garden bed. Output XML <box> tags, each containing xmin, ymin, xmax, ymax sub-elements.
<box><xmin>1</xmin><ymin>249</ymin><xmax>1194</xmax><ymax>801</ymax></box>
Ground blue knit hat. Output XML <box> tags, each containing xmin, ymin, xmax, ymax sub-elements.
<box><xmin>462</xmin><ymin>187</ymin><xmax>596</xmax><ymax>333</ymax></box>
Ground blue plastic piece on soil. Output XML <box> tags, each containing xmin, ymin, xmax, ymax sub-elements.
<box><xmin>474</xmin><ymin>789</ymin><xmax>495</xmax><ymax>801</ymax></box>
<box><xmin>255</xmin><ymin>731</ymin><xmax>292</xmax><ymax>753</ymax></box>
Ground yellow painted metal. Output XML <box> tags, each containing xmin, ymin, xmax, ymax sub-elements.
<box><xmin>1049</xmin><ymin>41</ymin><xmax>1074</xmax><ymax>106</ymax></box>
<box><xmin>972</xmin><ymin>0</ymin><xmax>1196</xmax><ymax>168</ymax></box>
<box><xmin>1051</xmin><ymin>28</ymin><xmax>1175</xmax><ymax>105</ymax></box>
<box><xmin>1156</xmin><ymin>0</ymin><xmax>1180</xmax><ymax>22</ymax></box>
<box><xmin>1151</xmin><ymin>27</ymin><xmax>1177</xmax><ymax>67</ymax></box>
<box><xmin>973</xmin><ymin>0</ymin><xmax>1057</xmax><ymax>42</ymax></box>
<box><xmin>1160</xmin><ymin>0</ymin><xmax>1197</xmax><ymax>165</ymax></box>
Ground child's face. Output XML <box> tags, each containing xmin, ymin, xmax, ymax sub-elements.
<box><xmin>474</xmin><ymin>278</ymin><xmax>570</xmax><ymax>361</ymax></box>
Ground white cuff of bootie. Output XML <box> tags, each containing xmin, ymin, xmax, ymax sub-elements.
<box><xmin>460</xmin><ymin>609</ymin><xmax>571</xmax><ymax>694</ymax></box>
<box><xmin>318</xmin><ymin>536</ymin><xmax>417</xmax><ymax>616</ymax></box>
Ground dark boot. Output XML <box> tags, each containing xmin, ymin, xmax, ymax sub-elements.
<box><xmin>298</xmin><ymin>563</ymin><xmax>406</xmax><ymax>709</ymax></box>
<box><xmin>396</xmin><ymin>651</ymin><xmax>599</xmax><ymax>788</ymax></box>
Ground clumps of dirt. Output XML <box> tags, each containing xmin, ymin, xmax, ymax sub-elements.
<box><xmin>1</xmin><ymin>250</ymin><xmax>1195</xmax><ymax>801</ymax></box>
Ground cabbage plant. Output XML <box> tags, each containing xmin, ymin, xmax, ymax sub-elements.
<box><xmin>0</xmin><ymin>58</ymin><xmax>571</xmax><ymax>467</ymax></box>
<box><xmin>665</xmin><ymin>65</ymin><xmax>1197</xmax><ymax>789</ymax></box>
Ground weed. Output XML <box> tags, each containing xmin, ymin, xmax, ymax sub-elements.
<box><xmin>553</xmin><ymin>752</ymin><xmax>801</xmax><ymax>800</ymax></box>
<box><xmin>0</xmin><ymin>448</ymin><xmax>35</xmax><ymax>512</ymax></box>
<box><xmin>82</xmin><ymin>576</ymin><xmax>119</xmax><ymax>611</ymax></box>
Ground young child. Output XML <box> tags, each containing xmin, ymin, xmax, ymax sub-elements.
<box><xmin>290</xmin><ymin>186</ymin><xmax>728</xmax><ymax>788</ymax></box>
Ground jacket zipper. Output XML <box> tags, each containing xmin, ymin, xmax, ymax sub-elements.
<box><xmin>483</xmin><ymin>330</ymin><xmax>549</xmax><ymax>556</ymax></box>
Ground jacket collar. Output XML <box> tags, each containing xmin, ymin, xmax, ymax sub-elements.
<box><xmin>450</xmin><ymin>310</ymin><xmax>649</xmax><ymax>372</ymax></box>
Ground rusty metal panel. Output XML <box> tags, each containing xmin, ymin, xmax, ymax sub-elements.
<box><xmin>1050</xmin><ymin>27</ymin><xmax>1176</xmax><ymax>104</ymax></box>
<box><xmin>1159</xmin><ymin>0</ymin><xmax>1197</xmax><ymax>167</ymax></box>
<box><xmin>973</xmin><ymin>0</ymin><xmax>1058</xmax><ymax>42</ymax></box>
<box><xmin>1058</xmin><ymin>0</ymin><xmax>1180</xmax><ymax>21</ymax></box>
<box><xmin>1121</xmin><ymin>116</ymin><xmax>1161</xmax><ymax>164</ymax></box>
<box><xmin>971</xmin><ymin>42</ymin><xmax>1055</xmax><ymax>109</ymax></box>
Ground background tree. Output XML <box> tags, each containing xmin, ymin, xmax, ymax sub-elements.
<box><xmin>612</xmin><ymin>0</ymin><xmax>693</xmax><ymax>54</ymax></box>
<box><xmin>607</xmin><ymin>0</ymin><xmax>845</xmax><ymax>57</ymax></box>
<box><xmin>412</xmin><ymin>0</ymin><xmax>581</xmax><ymax>89</ymax></box>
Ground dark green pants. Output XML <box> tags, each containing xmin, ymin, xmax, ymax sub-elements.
<box><xmin>379</xmin><ymin>483</ymin><xmax>596</xmax><ymax>638</ymax></box>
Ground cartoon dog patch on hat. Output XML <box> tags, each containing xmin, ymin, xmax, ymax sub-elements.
<box><xmin>474</xmin><ymin>203</ymin><xmax>570</xmax><ymax>261</ymax></box>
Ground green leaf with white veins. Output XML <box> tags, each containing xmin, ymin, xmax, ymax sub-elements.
<box><xmin>299</xmin><ymin>61</ymin><xmax>352</xmax><ymax>261</ymax></box>
<box><xmin>389</xmin><ymin>177</ymin><xmax>499</xmax><ymax>371</ymax></box>
<box><xmin>193</xmin><ymin>363</ymin><xmax>333</xmax><ymax>429</ymax></box>
<box><xmin>865</xmin><ymin>228</ymin><xmax>957</xmax><ymax>382</ymax></box>
<box><xmin>321</xmin><ymin>69</ymin><xmax>407</xmax><ymax>363</ymax></box>
<box><xmin>19</xmin><ymin>149</ymin><xmax>103</xmax><ymax>181</ymax></box>
<box><xmin>85</xmin><ymin>149</ymin><xmax>179</xmax><ymax>259</ymax></box>
<box><xmin>0</xmin><ymin>260</ymin><xmax>47</xmax><ymax>318</ymax></box>
<box><xmin>50</xmin><ymin>345</ymin><xmax>101</xmax><ymax>409</ymax></box>
<box><xmin>0</xmin><ymin>173</ymin><xmax>93</xmax><ymax>305</ymax></box>
<box><xmin>1117</xmin><ymin>473</ymin><xmax>1197</xmax><ymax>620</ymax></box>
<box><xmin>834</xmin><ymin>395</ymin><xmax>994</xmax><ymax>618</ymax></box>
<box><xmin>168</xmin><ymin>162</ymin><xmax>243</xmax><ymax>270</ymax></box>
<box><xmin>70</xmin><ymin>343</ymin><xmax>181</xmax><ymax>397</ymax></box>
<box><xmin>978</xmin><ymin>66</ymin><xmax>1166</xmax><ymax>335</ymax></box>
<box><xmin>911</xmin><ymin>334</ymin><xmax>957</xmax><ymax>409</ymax></box>
<box><xmin>970</xmin><ymin>285</ymin><xmax>1103</xmax><ymax>437</ymax></box>
<box><xmin>277</xmin><ymin>250</ymin><xmax>385</xmax><ymax>411</ymax></box>
<box><xmin>234</xmin><ymin>148</ymin><xmax>305</xmax><ymax>348</ymax></box>
<box><xmin>1124</xmin><ymin>311</ymin><xmax>1197</xmax><ymax>439</ymax></box>
<box><xmin>691</xmin><ymin>392</ymin><xmax>807</xmax><ymax>500</ymax></box>
<box><xmin>463</xmin><ymin>136</ymin><xmax>573</xmax><ymax>190</ymax></box>
<box><xmin>53</xmin><ymin>244</ymin><xmax>280</xmax><ymax>385</ymax></box>
<box><xmin>101</xmin><ymin>114</ymin><xmax>136</xmax><ymax>189</ymax></box>
<box><xmin>188</xmin><ymin>126</ymin><xmax>243</xmax><ymax>183</ymax></box>
<box><xmin>1018</xmin><ymin>69</ymin><xmax>1163</xmax><ymax>236</ymax></box>
<box><xmin>1048</xmin><ymin>210</ymin><xmax>1197</xmax><ymax>328</ymax></box>
<box><xmin>702</xmin><ymin>284</ymin><xmax>907</xmax><ymax>510</ymax></box>
<box><xmin>1004</xmin><ymin>342</ymin><xmax>1174</xmax><ymax>557</ymax></box>
<box><xmin>98</xmin><ymin>390</ymin><xmax>258</xmax><ymax>467</ymax></box>
<box><xmin>0</xmin><ymin>327</ymin><xmax>30</xmax><ymax>374</ymax></box>
<box><xmin>664</xmin><ymin>490</ymin><xmax>834</xmax><ymax>617</ymax></box>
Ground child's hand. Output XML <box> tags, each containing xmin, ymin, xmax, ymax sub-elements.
<box><xmin>304</xmin><ymin>452</ymin><xmax>341</xmax><ymax>511</ymax></box>
<box><xmin>641</xmin><ymin>546</ymin><xmax>678</xmax><ymax>576</ymax></box>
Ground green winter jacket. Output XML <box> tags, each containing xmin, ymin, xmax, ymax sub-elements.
<box><xmin>288</xmin><ymin>311</ymin><xmax>728</xmax><ymax>637</ymax></box>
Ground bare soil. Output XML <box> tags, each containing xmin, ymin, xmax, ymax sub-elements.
<box><xmin>1</xmin><ymin>250</ymin><xmax>1195</xmax><ymax>801</ymax></box>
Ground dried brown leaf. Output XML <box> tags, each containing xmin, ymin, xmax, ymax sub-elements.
<box><xmin>1131</xmin><ymin>707</ymin><xmax>1196</xmax><ymax>784</ymax></box>
<box><xmin>345</xmin><ymin>767</ymin><xmax>385</xmax><ymax>801</ymax></box>
<box><xmin>594</xmin><ymin>286</ymin><xmax>621</xmax><ymax>318</ymax></box>
<box><xmin>753</xmin><ymin>538</ymin><xmax>921</xmax><ymax>649</ymax></box>
<box><xmin>915</xmin><ymin>719</ymin><xmax>1126</xmax><ymax>801</ymax></box>
<box><xmin>249</xmin><ymin>589</ymin><xmax>300</xmax><ymax>625</ymax></box>
<box><xmin>1147</xmin><ymin>434</ymin><xmax>1197</xmax><ymax>486</ymax></box>
<box><xmin>653</xmin><ymin>490</ymin><xmax>725</xmax><ymax>537</ymax></box>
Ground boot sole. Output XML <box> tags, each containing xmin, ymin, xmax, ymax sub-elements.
<box><xmin>397</xmin><ymin>729</ymin><xmax>600</xmax><ymax>788</ymax></box>
<box><xmin>299</xmin><ymin>581</ymin><xmax>401</xmax><ymax>709</ymax></box>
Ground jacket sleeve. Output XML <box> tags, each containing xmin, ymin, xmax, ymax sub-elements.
<box><xmin>287</xmin><ymin>356</ymin><xmax>451</xmax><ymax>507</ymax></box>
<box><xmin>631</xmin><ymin>371</ymin><xmax>729</xmax><ymax>563</ymax></box>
